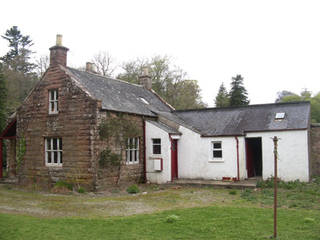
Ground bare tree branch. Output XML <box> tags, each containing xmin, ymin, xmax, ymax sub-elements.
<box><xmin>92</xmin><ymin>52</ymin><xmax>116</xmax><ymax>77</ymax></box>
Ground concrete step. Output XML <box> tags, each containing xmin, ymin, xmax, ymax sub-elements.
<box><xmin>173</xmin><ymin>178</ymin><xmax>257</xmax><ymax>189</ymax></box>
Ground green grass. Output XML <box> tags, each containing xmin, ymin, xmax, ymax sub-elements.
<box><xmin>0</xmin><ymin>206</ymin><xmax>319</xmax><ymax>240</ymax></box>
<box><xmin>0</xmin><ymin>180</ymin><xmax>319</xmax><ymax>239</ymax></box>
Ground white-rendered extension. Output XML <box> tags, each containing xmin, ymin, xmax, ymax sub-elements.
<box><xmin>146</xmin><ymin>121</ymin><xmax>310</xmax><ymax>183</ymax></box>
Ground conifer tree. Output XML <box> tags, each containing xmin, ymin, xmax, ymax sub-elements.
<box><xmin>215</xmin><ymin>83</ymin><xmax>230</xmax><ymax>107</ymax></box>
<box><xmin>229</xmin><ymin>75</ymin><xmax>250</xmax><ymax>106</ymax></box>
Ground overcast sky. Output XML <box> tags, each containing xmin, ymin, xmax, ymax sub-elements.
<box><xmin>1</xmin><ymin>0</ymin><xmax>319</xmax><ymax>106</ymax></box>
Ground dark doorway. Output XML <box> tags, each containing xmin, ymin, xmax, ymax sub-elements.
<box><xmin>171</xmin><ymin>139</ymin><xmax>178</xmax><ymax>180</ymax></box>
<box><xmin>245</xmin><ymin>137</ymin><xmax>262</xmax><ymax>178</ymax></box>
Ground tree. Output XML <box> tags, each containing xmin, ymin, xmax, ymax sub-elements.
<box><xmin>92</xmin><ymin>52</ymin><xmax>116</xmax><ymax>77</ymax></box>
<box><xmin>215</xmin><ymin>83</ymin><xmax>230</xmax><ymax>107</ymax></box>
<box><xmin>278</xmin><ymin>89</ymin><xmax>320</xmax><ymax>123</ymax></box>
<box><xmin>0</xmin><ymin>64</ymin><xmax>7</xmax><ymax>132</ymax></box>
<box><xmin>229</xmin><ymin>74</ymin><xmax>249</xmax><ymax>106</ymax></box>
<box><xmin>0</xmin><ymin>26</ymin><xmax>38</xmax><ymax>113</ymax></box>
<box><xmin>35</xmin><ymin>55</ymin><xmax>49</xmax><ymax>77</ymax></box>
<box><xmin>0</xmin><ymin>26</ymin><xmax>36</xmax><ymax>73</ymax></box>
<box><xmin>117</xmin><ymin>56</ymin><xmax>206</xmax><ymax>109</ymax></box>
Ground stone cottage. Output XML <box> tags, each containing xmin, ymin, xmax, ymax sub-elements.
<box><xmin>0</xmin><ymin>35</ymin><xmax>319</xmax><ymax>190</ymax></box>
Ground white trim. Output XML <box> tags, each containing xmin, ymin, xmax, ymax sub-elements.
<box><xmin>45</xmin><ymin>137</ymin><xmax>62</xmax><ymax>167</ymax></box>
<box><xmin>126</xmin><ymin>137</ymin><xmax>139</xmax><ymax>164</ymax></box>
<box><xmin>210</xmin><ymin>141</ymin><xmax>224</xmax><ymax>162</ymax></box>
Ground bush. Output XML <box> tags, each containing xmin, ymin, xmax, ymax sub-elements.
<box><xmin>77</xmin><ymin>187</ymin><xmax>85</xmax><ymax>194</ymax></box>
<box><xmin>127</xmin><ymin>184</ymin><xmax>140</xmax><ymax>194</ymax></box>
<box><xmin>165</xmin><ymin>214</ymin><xmax>180</xmax><ymax>223</ymax></box>
<box><xmin>229</xmin><ymin>190</ymin><xmax>237</xmax><ymax>195</ymax></box>
<box><xmin>54</xmin><ymin>181</ymin><xmax>73</xmax><ymax>191</ymax></box>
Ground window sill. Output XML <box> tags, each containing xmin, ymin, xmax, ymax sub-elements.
<box><xmin>48</xmin><ymin>112</ymin><xmax>59</xmax><ymax>115</ymax></box>
<box><xmin>126</xmin><ymin>162</ymin><xmax>139</xmax><ymax>165</ymax></box>
<box><xmin>46</xmin><ymin>164</ymin><xmax>63</xmax><ymax>168</ymax></box>
<box><xmin>208</xmin><ymin>159</ymin><xmax>224</xmax><ymax>163</ymax></box>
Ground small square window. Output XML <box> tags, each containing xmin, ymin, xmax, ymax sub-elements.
<box><xmin>212</xmin><ymin>141</ymin><xmax>223</xmax><ymax>160</ymax></box>
<box><xmin>152</xmin><ymin>138</ymin><xmax>161</xmax><ymax>154</ymax></box>
<box><xmin>275</xmin><ymin>112</ymin><xmax>285</xmax><ymax>120</ymax></box>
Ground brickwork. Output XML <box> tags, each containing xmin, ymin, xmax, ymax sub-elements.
<box><xmin>94</xmin><ymin>111</ymin><xmax>148</xmax><ymax>190</ymax></box>
<box><xmin>16</xmin><ymin>66</ymin><xmax>99</xmax><ymax>190</ymax></box>
<box><xmin>311</xmin><ymin>125</ymin><xmax>320</xmax><ymax>176</ymax></box>
<box><xmin>14</xmin><ymin>64</ymin><xmax>150</xmax><ymax>190</ymax></box>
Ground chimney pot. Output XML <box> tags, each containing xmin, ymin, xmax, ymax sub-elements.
<box><xmin>56</xmin><ymin>34</ymin><xmax>63</xmax><ymax>46</ymax></box>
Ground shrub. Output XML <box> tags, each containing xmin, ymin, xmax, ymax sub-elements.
<box><xmin>165</xmin><ymin>215</ymin><xmax>180</xmax><ymax>223</ymax></box>
<box><xmin>127</xmin><ymin>184</ymin><xmax>140</xmax><ymax>194</ymax></box>
<box><xmin>77</xmin><ymin>187</ymin><xmax>85</xmax><ymax>194</ymax></box>
<box><xmin>54</xmin><ymin>181</ymin><xmax>73</xmax><ymax>191</ymax></box>
<box><xmin>229</xmin><ymin>190</ymin><xmax>237</xmax><ymax>195</ymax></box>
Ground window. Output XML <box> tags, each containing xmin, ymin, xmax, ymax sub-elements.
<box><xmin>275</xmin><ymin>112</ymin><xmax>285</xmax><ymax>120</ymax></box>
<box><xmin>126</xmin><ymin>138</ymin><xmax>139</xmax><ymax>164</ymax></box>
<box><xmin>152</xmin><ymin>138</ymin><xmax>161</xmax><ymax>154</ymax></box>
<box><xmin>45</xmin><ymin>138</ymin><xmax>62</xmax><ymax>166</ymax></box>
<box><xmin>212</xmin><ymin>141</ymin><xmax>222</xmax><ymax>160</ymax></box>
<box><xmin>139</xmin><ymin>97</ymin><xmax>149</xmax><ymax>105</ymax></box>
<box><xmin>49</xmin><ymin>90</ymin><xmax>58</xmax><ymax>114</ymax></box>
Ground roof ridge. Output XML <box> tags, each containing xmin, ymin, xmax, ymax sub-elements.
<box><xmin>66</xmin><ymin>66</ymin><xmax>143</xmax><ymax>88</ymax></box>
<box><xmin>173</xmin><ymin>101</ymin><xmax>311</xmax><ymax>113</ymax></box>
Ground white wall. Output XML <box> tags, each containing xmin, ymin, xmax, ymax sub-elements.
<box><xmin>178</xmin><ymin>126</ymin><xmax>241</xmax><ymax>180</ymax></box>
<box><xmin>145</xmin><ymin>121</ymin><xmax>172</xmax><ymax>183</ymax></box>
<box><xmin>246</xmin><ymin>130</ymin><xmax>309</xmax><ymax>182</ymax></box>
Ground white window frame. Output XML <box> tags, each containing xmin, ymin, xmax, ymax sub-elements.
<box><xmin>126</xmin><ymin>137</ymin><xmax>139</xmax><ymax>164</ymax></box>
<box><xmin>152</xmin><ymin>138</ymin><xmax>161</xmax><ymax>155</ymax></box>
<box><xmin>45</xmin><ymin>138</ymin><xmax>63</xmax><ymax>166</ymax></box>
<box><xmin>210</xmin><ymin>141</ymin><xmax>224</xmax><ymax>162</ymax></box>
<box><xmin>49</xmin><ymin>89</ymin><xmax>58</xmax><ymax>114</ymax></box>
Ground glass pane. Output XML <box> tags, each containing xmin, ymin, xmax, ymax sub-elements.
<box><xmin>46</xmin><ymin>139</ymin><xmax>50</xmax><ymax>150</ymax></box>
<box><xmin>59</xmin><ymin>152</ymin><xmax>63</xmax><ymax>164</ymax></box>
<box><xmin>213</xmin><ymin>142</ymin><xmax>221</xmax><ymax>149</ymax></box>
<box><xmin>56</xmin><ymin>91</ymin><xmax>58</xmax><ymax>100</ymax></box>
<box><xmin>54</xmin><ymin>152</ymin><xmax>58</xmax><ymax>163</ymax></box>
<box><xmin>153</xmin><ymin>139</ymin><xmax>161</xmax><ymax>144</ymax></box>
<box><xmin>53</xmin><ymin>139</ymin><xmax>57</xmax><ymax>150</ymax></box>
<box><xmin>50</xmin><ymin>91</ymin><xmax>54</xmax><ymax>100</ymax></box>
<box><xmin>213</xmin><ymin>150</ymin><xmax>222</xmax><ymax>158</ymax></box>
<box><xmin>130</xmin><ymin>150</ymin><xmax>133</xmax><ymax>162</ymax></box>
<box><xmin>47</xmin><ymin>152</ymin><xmax>51</xmax><ymax>163</ymax></box>
<box><xmin>59</xmin><ymin>139</ymin><xmax>62</xmax><ymax>150</ymax></box>
<box><xmin>153</xmin><ymin>145</ymin><xmax>161</xmax><ymax>154</ymax></box>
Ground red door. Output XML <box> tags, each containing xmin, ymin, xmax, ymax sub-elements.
<box><xmin>171</xmin><ymin>139</ymin><xmax>178</xmax><ymax>180</ymax></box>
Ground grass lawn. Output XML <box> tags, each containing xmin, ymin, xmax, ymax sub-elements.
<box><xmin>0</xmin><ymin>179</ymin><xmax>319</xmax><ymax>239</ymax></box>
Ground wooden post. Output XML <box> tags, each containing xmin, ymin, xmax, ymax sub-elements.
<box><xmin>273</xmin><ymin>136</ymin><xmax>278</xmax><ymax>239</ymax></box>
<box><xmin>0</xmin><ymin>138</ymin><xmax>3</xmax><ymax>178</ymax></box>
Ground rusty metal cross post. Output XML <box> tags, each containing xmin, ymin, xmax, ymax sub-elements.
<box><xmin>273</xmin><ymin>136</ymin><xmax>279</xmax><ymax>239</ymax></box>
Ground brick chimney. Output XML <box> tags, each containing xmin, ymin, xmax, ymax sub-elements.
<box><xmin>86</xmin><ymin>62</ymin><xmax>95</xmax><ymax>73</ymax></box>
<box><xmin>139</xmin><ymin>67</ymin><xmax>152</xmax><ymax>90</ymax></box>
<box><xmin>49</xmin><ymin>34</ymin><xmax>69</xmax><ymax>67</ymax></box>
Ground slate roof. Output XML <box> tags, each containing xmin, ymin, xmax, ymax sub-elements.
<box><xmin>173</xmin><ymin>102</ymin><xmax>311</xmax><ymax>136</ymax></box>
<box><xmin>146</xmin><ymin>120</ymin><xmax>181</xmax><ymax>135</ymax></box>
<box><xmin>65</xmin><ymin>67</ymin><xmax>173</xmax><ymax>116</ymax></box>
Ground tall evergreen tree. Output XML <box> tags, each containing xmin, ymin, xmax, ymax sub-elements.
<box><xmin>215</xmin><ymin>83</ymin><xmax>230</xmax><ymax>107</ymax></box>
<box><xmin>0</xmin><ymin>63</ymin><xmax>7</xmax><ymax>132</ymax></box>
<box><xmin>229</xmin><ymin>74</ymin><xmax>250</xmax><ymax>106</ymax></box>
<box><xmin>1</xmin><ymin>26</ymin><xmax>36</xmax><ymax>73</ymax></box>
<box><xmin>0</xmin><ymin>26</ymin><xmax>38</xmax><ymax>113</ymax></box>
